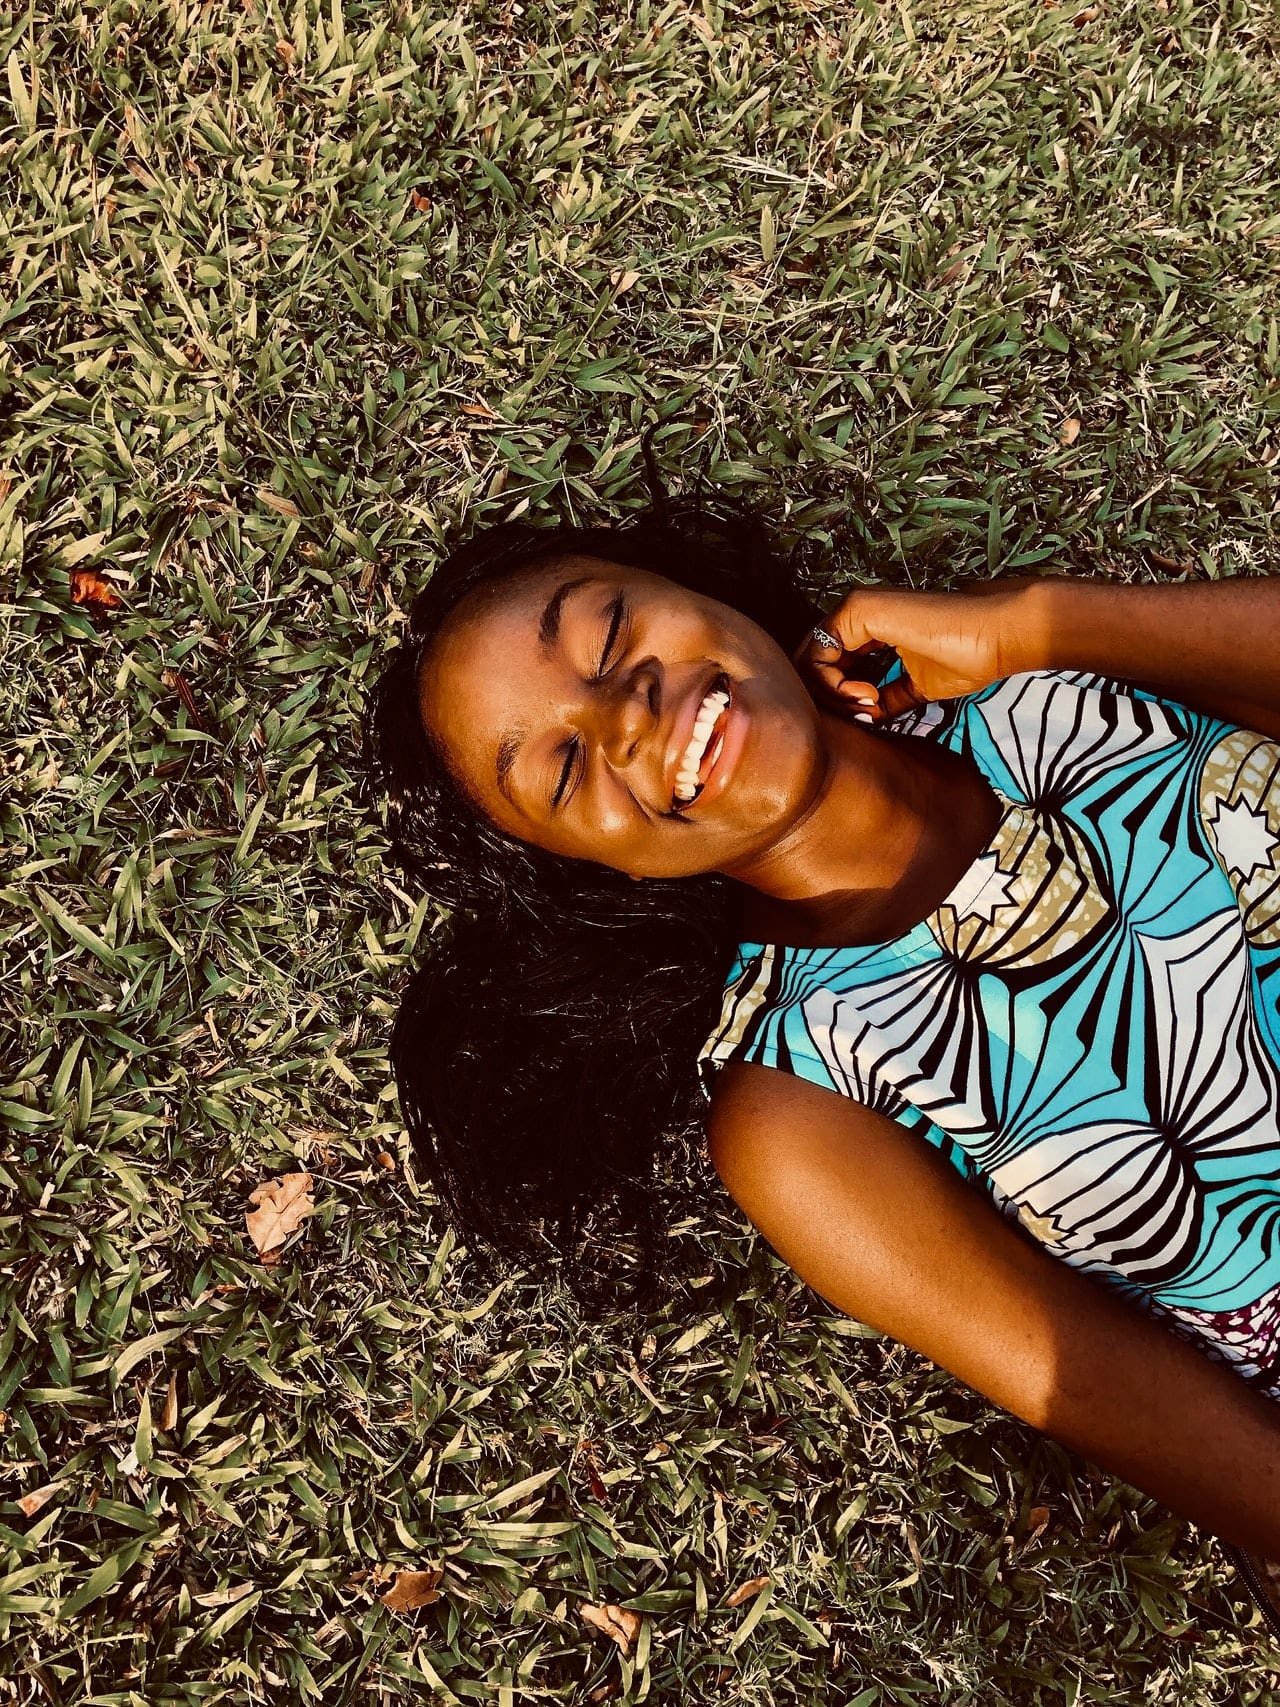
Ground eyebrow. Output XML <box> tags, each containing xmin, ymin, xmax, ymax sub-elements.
<box><xmin>538</xmin><ymin>574</ymin><xmax>593</xmax><ymax>649</ymax></box>
<box><xmin>495</xmin><ymin>575</ymin><xmax>595</xmax><ymax>804</ymax></box>
<box><xmin>495</xmin><ymin>728</ymin><xmax>524</xmax><ymax>804</ymax></box>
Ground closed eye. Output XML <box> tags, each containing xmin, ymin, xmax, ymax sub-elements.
<box><xmin>551</xmin><ymin>738</ymin><xmax>582</xmax><ymax>810</ymax></box>
<box><xmin>552</xmin><ymin>594</ymin><xmax>629</xmax><ymax>809</ymax></box>
<box><xmin>595</xmin><ymin>593</ymin><xmax>628</xmax><ymax>679</ymax></box>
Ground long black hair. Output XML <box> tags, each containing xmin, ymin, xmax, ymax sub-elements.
<box><xmin>365</xmin><ymin>495</ymin><xmax>821</xmax><ymax>1306</ymax></box>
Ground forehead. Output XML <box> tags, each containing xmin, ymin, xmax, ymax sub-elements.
<box><xmin>418</xmin><ymin>554</ymin><xmax>612</xmax><ymax>714</ymax></box>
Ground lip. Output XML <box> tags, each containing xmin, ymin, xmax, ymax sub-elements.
<box><xmin>663</xmin><ymin>669</ymin><xmax>732</xmax><ymax>810</ymax></box>
<box><xmin>692</xmin><ymin>687</ymin><xmax>747</xmax><ymax>812</ymax></box>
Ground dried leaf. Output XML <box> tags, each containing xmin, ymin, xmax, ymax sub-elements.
<box><xmin>1148</xmin><ymin>549</ymin><xmax>1196</xmax><ymax>577</ymax></box>
<box><xmin>724</xmin><ymin>1573</ymin><xmax>772</xmax><ymax>1607</ymax></box>
<box><xmin>380</xmin><ymin>1567</ymin><xmax>444</xmax><ymax>1612</ymax></box>
<box><xmin>160</xmin><ymin>1370</ymin><xmax>180</xmax><ymax>1433</ymax></box>
<box><xmin>460</xmin><ymin>401</ymin><xmax>495</xmax><ymax>418</ymax></box>
<box><xmin>19</xmin><ymin>1481</ymin><xmax>62</xmax><ymax>1518</ymax></box>
<box><xmin>575</xmin><ymin>1439</ymin><xmax>608</xmax><ymax>1502</ymax></box>
<box><xmin>256</xmin><ymin>486</ymin><xmax>300</xmax><ymax>519</ymax></box>
<box><xmin>276</xmin><ymin>38</ymin><xmax>295</xmax><ymax>62</ymax></box>
<box><xmin>69</xmin><ymin>568</ymin><xmax>123</xmax><ymax>610</ymax></box>
<box><xmin>375</xmin><ymin>1150</ymin><xmax>396</xmax><ymax>1170</ymax></box>
<box><xmin>1059</xmin><ymin>416</ymin><xmax>1082</xmax><ymax>445</ymax></box>
<box><xmin>1028</xmin><ymin>1504</ymin><xmax>1051</xmax><ymax>1537</ymax></box>
<box><xmin>162</xmin><ymin>668</ymin><xmax>204</xmax><ymax>729</ymax></box>
<box><xmin>579</xmin><ymin>1602</ymin><xmax>643</xmax><ymax>1655</ymax></box>
<box><xmin>245</xmin><ymin>1172</ymin><xmax>315</xmax><ymax>1262</ymax></box>
<box><xmin>411</xmin><ymin>187</ymin><xmax>432</xmax><ymax>212</ymax></box>
<box><xmin>610</xmin><ymin>268</ymin><xmax>640</xmax><ymax>295</ymax></box>
<box><xmin>193</xmin><ymin>1580</ymin><xmax>256</xmax><ymax>1609</ymax></box>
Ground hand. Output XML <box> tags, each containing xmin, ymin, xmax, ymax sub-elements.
<box><xmin>796</xmin><ymin>581</ymin><xmax>1045</xmax><ymax>722</ymax></box>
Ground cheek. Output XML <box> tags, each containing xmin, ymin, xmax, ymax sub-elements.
<box><xmin>596</xmin><ymin>800</ymin><xmax>634</xmax><ymax>838</ymax></box>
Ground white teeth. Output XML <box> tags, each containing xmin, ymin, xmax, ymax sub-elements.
<box><xmin>673</xmin><ymin>688</ymin><xmax>729</xmax><ymax>804</ymax></box>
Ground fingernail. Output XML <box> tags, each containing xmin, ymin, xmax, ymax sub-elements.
<box><xmin>854</xmin><ymin>712</ymin><xmax>874</xmax><ymax>724</ymax></box>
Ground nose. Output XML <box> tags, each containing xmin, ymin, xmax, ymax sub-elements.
<box><xmin>597</xmin><ymin>663</ymin><xmax>659</xmax><ymax>769</ymax></box>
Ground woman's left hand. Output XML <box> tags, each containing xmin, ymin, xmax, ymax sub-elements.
<box><xmin>796</xmin><ymin>581</ymin><xmax>1048</xmax><ymax>721</ymax></box>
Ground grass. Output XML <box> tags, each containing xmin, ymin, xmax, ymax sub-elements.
<box><xmin>3</xmin><ymin>0</ymin><xmax>1280</xmax><ymax>1699</ymax></box>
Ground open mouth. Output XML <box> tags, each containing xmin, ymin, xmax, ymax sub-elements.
<box><xmin>673</xmin><ymin>673</ymin><xmax>732</xmax><ymax>808</ymax></box>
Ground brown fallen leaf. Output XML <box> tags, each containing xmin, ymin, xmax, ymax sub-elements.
<box><xmin>575</xmin><ymin>1438</ymin><xmax>608</xmax><ymax>1503</ymax></box>
<box><xmin>579</xmin><ymin>1602</ymin><xmax>643</xmax><ymax>1655</ymax></box>
<box><xmin>610</xmin><ymin>268</ymin><xmax>640</xmax><ymax>295</ymax></box>
<box><xmin>276</xmin><ymin>38</ymin><xmax>295</xmax><ymax>63</ymax></box>
<box><xmin>724</xmin><ymin>1573</ymin><xmax>772</xmax><ymax>1607</ymax></box>
<box><xmin>256</xmin><ymin>486</ymin><xmax>300</xmax><ymax>519</ymax></box>
<box><xmin>161</xmin><ymin>1370</ymin><xmax>180</xmax><ymax>1433</ymax></box>
<box><xmin>70</xmin><ymin>568</ymin><xmax>123</xmax><ymax>610</ymax></box>
<box><xmin>19</xmin><ymin>1482</ymin><xmax>61</xmax><ymax>1518</ymax></box>
<box><xmin>460</xmin><ymin>401</ymin><xmax>495</xmax><ymax>419</ymax></box>
<box><xmin>1148</xmin><ymin>549</ymin><xmax>1196</xmax><ymax>577</ymax></box>
<box><xmin>411</xmin><ymin>187</ymin><xmax>432</xmax><ymax>212</ymax></box>
<box><xmin>375</xmin><ymin>1150</ymin><xmax>396</xmax><ymax>1171</ymax></box>
<box><xmin>1027</xmin><ymin>1504</ymin><xmax>1051</xmax><ymax>1538</ymax></box>
<box><xmin>162</xmin><ymin>668</ymin><xmax>205</xmax><ymax>731</ymax></box>
<box><xmin>245</xmin><ymin>1172</ymin><xmax>314</xmax><ymax>1263</ymax></box>
<box><xmin>193</xmin><ymin>1580</ymin><xmax>256</xmax><ymax>1609</ymax></box>
<box><xmin>1059</xmin><ymin>416</ymin><xmax>1081</xmax><ymax>445</ymax></box>
<box><xmin>380</xmin><ymin>1566</ymin><xmax>444</xmax><ymax>1612</ymax></box>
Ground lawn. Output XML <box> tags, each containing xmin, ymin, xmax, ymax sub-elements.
<box><xmin>3</xmin><ymin>0</ymin><xmax>1280</xmax><ymax>1700</ymax></box>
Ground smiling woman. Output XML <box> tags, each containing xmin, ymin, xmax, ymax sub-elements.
<box><xmin>366</xmin><ymin>498</ymin><xmax>1280</xmax><ymax>1602</ymax></box>
<box><xmin>364</xmin><ymin>503</ymin><xmax>820</xmax><ymax>1292</ymax></box>
<box><xmin>416</xmin><ymin>552</ymin><xmax>826</xmax><ymax>880</ymax></box>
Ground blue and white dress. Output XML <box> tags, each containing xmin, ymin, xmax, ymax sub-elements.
<box><xmin>700</xmin><ymin>671</ymin><xmax>1280</xmax><ymax>1395</ymax></box>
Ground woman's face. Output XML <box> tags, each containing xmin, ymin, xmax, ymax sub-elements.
<box><xmin>418</xmin><ymin>557</ymin><xmax>827</xmax><ymax>880</ymax></box>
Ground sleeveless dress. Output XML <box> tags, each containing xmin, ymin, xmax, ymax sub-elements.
<box><xmin>699</xmin><ymin>670</ymin><xmax>1280</xmax><ymax>1397</ymax></box>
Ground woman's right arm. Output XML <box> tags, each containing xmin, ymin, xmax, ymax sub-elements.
<box><xmin>803</xmin><ymin>575</ymin><xmax>1280</xmax><ymax>739</ymax></box>
<box><xmin>709</xmin><ymin>1060</ymin><xmax>1280</xmax><ymax>1556</ymax></box>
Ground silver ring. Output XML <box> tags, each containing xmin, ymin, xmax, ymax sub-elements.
<box><xmin>810</xmin><ymin>624</ymin><xmax>840</xmax><ymax>651</ymax></box>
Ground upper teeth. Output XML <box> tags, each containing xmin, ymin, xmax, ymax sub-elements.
<box><xmin>674</xmin><ymin>688</ymin><xmax>729</xmax><ymax>804</ymax></box>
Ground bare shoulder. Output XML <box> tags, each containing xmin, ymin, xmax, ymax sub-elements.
<box><xmin>705</xmin><ymin>1057</ymin><xmax>1076</xmax><ymax>1426</ymax></box>
<box><xmin>707</xmin><ymin>1057</ymin><xmax>957</xmax><ymax>1215</ymax></box>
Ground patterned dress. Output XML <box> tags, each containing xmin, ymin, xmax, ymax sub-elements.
<box><xmin>700</xmin><ymin>671</ymin><xmax>1280</xmax><ymax>1395</ymax></box>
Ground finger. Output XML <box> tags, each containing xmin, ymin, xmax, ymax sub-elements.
<box><xmin>805</xmin><ymin>658</ymin><xmax>851</xmax><ymax>698</ymax></box>
<box><xmin>808</xmin><ymin>659</ymin><xmax>882</xmax><ymax>711</ymax></box>
<box><xmin>879</xmin><ymin>672</ymin><xmax>927</xmax><ymax>719</ymax></box>
<box><xmin>793</xmin><ymin>629</ymin><xmax>843</xmax><ymax>667</ymax></box>
<box><xmin>836</xmin><ymin>678</ymin><xmax>883</xmax><ymax>715</ymax></box>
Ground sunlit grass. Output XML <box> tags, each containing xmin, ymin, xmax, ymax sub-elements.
<box><xmin>3</xmin><ymin>0</ymin><xmax>1279</xmax><ymax>1699</ymax></box>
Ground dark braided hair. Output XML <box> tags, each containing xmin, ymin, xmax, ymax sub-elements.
<box><xmin>365</xmin><ymin>497</ymin><xmax>821</xmax><ymax>1307</ymax></box>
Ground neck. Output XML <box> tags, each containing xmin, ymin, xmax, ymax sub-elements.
<box><xmin>725</xmin><ymin>714</ymin><xmax>996</xmax><ymax>947</ymax></box>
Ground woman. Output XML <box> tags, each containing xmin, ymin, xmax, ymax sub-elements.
<box><xmin>367</xmin><ymin>501</ymin><xmax>1280</xmax><ymax>1623</ymax></box>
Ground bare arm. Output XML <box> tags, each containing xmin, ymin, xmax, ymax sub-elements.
<box><xmin>1022</xmin><ymin>575</ymin><xmax>1280</xmax><ymax>739</ymax></box>
<box><xmin>709</xmin><ymin>1060</ymin><xmax>1280</xmax><ymax>1556</ymax></box>
<box><xmin>804</xmin><ymin>573</ymin><xmax>1280</xmax><ymax>740</ymax></box>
